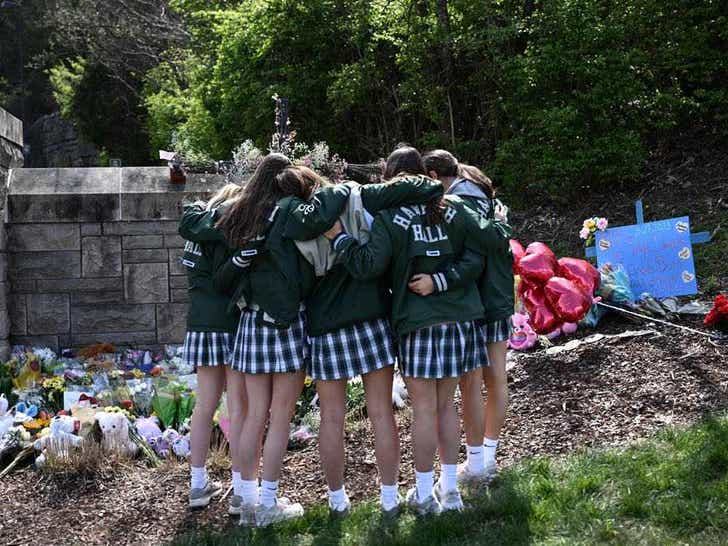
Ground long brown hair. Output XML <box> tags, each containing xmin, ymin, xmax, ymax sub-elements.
<box><xmin>275</xmin><ymin>165</ymin><xmax>329</xmax><ymax>198</ymax></box>
<box><xmin>217</xmin><ymin>153</ymin><xmax>292</xmax><ymax>247</ymax></box>
<box><xmin>383</xmin><ymin>146</ymin><xmax>444</xmax><ymax>225</ymax></box>
<box><xmin>458</xmin><ymin>163</ymin><xmax>495</xmax><ymax>199</ymax></box>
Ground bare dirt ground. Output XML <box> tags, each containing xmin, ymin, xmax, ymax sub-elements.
<box><xmin>1</xmin><ymin>314</ymin><xmax>725</xmax><ymax>546</ymax></box>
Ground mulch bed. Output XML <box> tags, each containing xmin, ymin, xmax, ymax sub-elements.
<box><xmin>1</xmin><ymin>314</ymin><xmax>726</xmax><ymax>546</ymax></box>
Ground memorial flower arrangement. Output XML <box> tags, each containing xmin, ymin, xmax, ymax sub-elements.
<box><xmin>704</xmin><ymin>294</ymin><xmax>728</xmax><ymax>332</ymax></box>
<box><xmin>579</xmin><ymin>216</ymin><xmax>609</xmax><ymax>246</ymax></box>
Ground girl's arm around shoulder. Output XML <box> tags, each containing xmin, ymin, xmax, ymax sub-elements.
<box><xmin>328</xmin><ymin>213</ymin><xmax>394</xmax><ymax>281</ymax></box>
<box><xmin>179</xmin><ymin>203</ymin><xmax>225</xmax><ymax>243</ymax></box>
<box><xmin>361</xmin><ymin>175</ymin><xmax>443</xmax><ymax>213</ymax></box>
<box><xmin>282</xmin><ymin>184</ymin><xmax>352</xmax><ymax>241</ymax></box>
<box><xmin>211</xmin><ymin>236</ymin><xmax>264</xmax><ymax>295</ymax></box>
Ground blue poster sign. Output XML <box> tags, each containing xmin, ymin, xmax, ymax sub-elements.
<box><xmin>595</xmin><ymin>216</ymin><xmax>698</xmax><ymax>298</ymax></box>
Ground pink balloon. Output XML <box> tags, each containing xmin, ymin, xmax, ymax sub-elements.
<box><xmin>510</xmin><ymin>239</ymin><xmax>526</xmax><ymax>272</ymax></box>
<box><xmin>523</xmin><ymin>286</ymin><xmax>562</xmax><ymax>334</ymax></box>
<box><xmin>558</xmin><ymin>257</ymin><xmax>600</xmax><ymax>294</ymax></box>
<box><xmin>544</xmin><ymin>277</ymin><xmax>592</xmax><ymax>323</ymax></box>
<box><xmin>518</xmin><ymin>252</ymin><xmax>557</xmax><ymax>285</ymax></box>
<box><xmin>525</xmin><ymin>242</ymin><xmax>557</xmax><ymax>261</ymax></box>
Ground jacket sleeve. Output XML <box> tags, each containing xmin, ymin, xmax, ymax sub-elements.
<box><xmin>282</xmin><ymin>185</ymin><xmax>352</xmax><ymax>241</ymax></box>
<box><xmin>178</xmin><ymin>204</ymin><xmax>224</xmax><ymax>243</ymax></box>
<box><xmin>430</xmin><ymin>248</ymin><xmax>485</xmax><ymax>293</ymax></box>
<box><xmin>331</xmin><ymin>214</ymin><xmax>393</xmax><ymax>281</ymax></box>
<box><xmin>211</xmin><ymin>236</ymin><xmax>265</xmax><ymax>295</ymax></box>
<box><xmin>361</xmin><ymin>176</ymin><xmax>444</xmax><ymax>213</ymax></box>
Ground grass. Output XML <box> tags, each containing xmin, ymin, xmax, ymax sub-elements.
<box><xmin>170</xmin><ymin>416</ymin><xmax>728</xmax><ymax>546</ymax></box>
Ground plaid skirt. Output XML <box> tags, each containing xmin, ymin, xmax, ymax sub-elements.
<box><xmin>182</xmin><ymin>331</ymin><xmax>232</xmax><ymax>370</ymax></box>
<box><xmin>231</xmin><ymin>309</ymin><xmax>308</xmax><ymax>374</ymax></box>
<box><xmin>308</xmin><ymin>319</ymin><xmax>396</xmax><ymax>381</ymax></box>
<box><xmin>482</xmin><ymin>318</ymin><xmax>512</xmax><ymax>344</ymax></box>
<box><xmin>399</xmin><ymin>321</ymin><xmax>489</xmax><ymax>379</ymax></box>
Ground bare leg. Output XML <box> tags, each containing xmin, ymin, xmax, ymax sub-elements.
<box><xmin>435</xmin><ymin>377</ymin><xmax>460</xmax><ymax>466</ymax></box>
<box><xmin>316</xmin><ymin>379</ymin><xmax>347</xmax><ymax>492</ymax></box>
<box><xmin>483</xmin><ymin>341</ymin><xmax>508</xmax><ymax>440</ymax></box>
<box><xmin>261</xmin><ymin>371</ymin><xmax>305</xmax><ymax>482</ymax></box>
<box><xmin>225</xmin><ymin>368</ymin><xmax>247</xmax><ymax>473</ymax></box>
<box><xmin>190</xmin><ymin>366</ymin><xmax>226</xmax><ymax>468</ymax></box>
<box><xmin>459</xmin><ymin>369</ymin><xmax>485</xmax><ymax>447</ymax></box>
<box><xmin>405</xmin><ymin>377</ymin><xmax>438</xmax><ymax>473</ymax></box>
<box><xmin>236</xmin><ymin>374</ymin><xmax>271</xmax><ymax>480</ymax></box>
<box><xmin>362</xmin><ymin>365</ymin><xmax>399</xmax><ymax>486</ymax></box>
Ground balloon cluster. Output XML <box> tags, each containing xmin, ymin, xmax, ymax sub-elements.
<box><xmin>510</xmin><ymin>240</ymin><xmax>600</xmax><ymax>334</ymax></box>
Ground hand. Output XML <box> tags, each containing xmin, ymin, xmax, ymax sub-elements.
<box><xmin>494</xmin><ymin>202</ymin><xmax>509</xmax><ymax>223</ymax></box>
<box><xmin>408</xmin><ymin>274</ymin><xmax>435</xmax><ymax>296</ymax></box>
<box><xmin>324</xmin><ymin>220</ymin><xmax>343</xmax><ymax>240</ymax></box>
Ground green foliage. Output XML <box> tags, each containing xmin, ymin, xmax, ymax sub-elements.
<box><xmin>143</xmin><ymin>0</ymin><xmax>728</xmax><ymax>196</ymax></box>
<box><xmin>171</xmin><ymin>416</ymin><xmax>728</xmax><ymax>545</ymax></box>
<box><xmin>48</xmin><ymin>58</ymin><xmax>87</xmax><ymax>120</ymax></box>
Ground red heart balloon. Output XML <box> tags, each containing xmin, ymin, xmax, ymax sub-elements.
<box><xmin>525</xmin><ymin>242</ymin><xmax>557</xmax><ymax>261</ymax></box>
<box><xmin>544</xmin><ymin>276</ymin><xmax>592</xmax><ymax>323</ymax></box>
<box><xmin>558</xmin><ymin>258</ymin><xmax>600</xmax><ymax>294</ymax></box>
<box><xmin>510</xmin><ymin>239</ymin><xmax>526</xmax><ymax>272</ymax></box>
<box><xmin>518</xmin><ymin>252</ymin><xmax>558</xmax><ymax>284</ymax></box>
<box><xmin>523</xmin><ymin>286</ymin><xmax>562</xmax><ymax>334</ymax></box>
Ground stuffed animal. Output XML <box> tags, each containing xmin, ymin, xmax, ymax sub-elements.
<box><xmin>508</xmin><ymin>313</ymin><xmax>539</xmax><ymax>351</ymax></box>
<box><xmin>33</xmin><ymin>415</ymin><xmax>82</xmax><ymax>467</ymax></box>
<box><xmin>391</xmin><ymin>373</ymin><xmax>408</xmax><ymax>409</ymax></box>
<box><xmin>13</xmin><ymin>401</ymin><xmax>38</xmax><ymax>423</ymax></box>
<box><xmin>95</xmin><ymin>411</ymin><xmax>138</xmax><ymax>457</ymax></box>
<box><xmin>134</xmin><ymin>416</ymin><xmax>162</xmax><ymax>444</ymax></box>
<box><xmin>0</xmin><ymin>394</ymin><xmax>12</xmax><ymax>439</ymax></box>
<box><xmin>162</xmin><ymin>428</ymin><xmax>190</xmax><ymax>458</ymax></box>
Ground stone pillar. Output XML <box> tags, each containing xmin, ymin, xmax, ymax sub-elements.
<box><xmin>0</xmin><ymin>108</ymin><xmax>24</xmax><ymax>360</ymax></box>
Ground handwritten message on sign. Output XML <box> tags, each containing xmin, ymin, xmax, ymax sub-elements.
<box><xmin>595</xmin><ymin>216</ymin><xmax>698</xmax><ymax>298</ymax></box>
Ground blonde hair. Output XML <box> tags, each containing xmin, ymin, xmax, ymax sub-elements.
<box><xmin>207</xmin><ymin>183</ymin><xmax>242</xmax><ymax>210</ymax></box>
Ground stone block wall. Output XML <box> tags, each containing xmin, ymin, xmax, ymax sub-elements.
<box><xmin>5</xmin><ymin>166</ymin><xmax>227</xmax><ymax>352</ymax></box>
<box><xmin>0</xmin><ymin>107</ymin><xmax>24</xmax><ymax>360</ymax></box>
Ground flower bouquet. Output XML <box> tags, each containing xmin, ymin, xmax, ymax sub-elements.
<box><xmin>579</xmin><ymin>217</ymin><xmax>609</xmax><ymax>247</ymax></box>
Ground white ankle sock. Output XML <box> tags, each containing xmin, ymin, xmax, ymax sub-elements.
<box><xmin>380</xmin><ymin>484</ymin><xmax>399</xmax><ymax>510</ymax></box>
<box><xmin>240</xmin><ymin>479</ymin><xmax>258</xmax><ymax>505</ymax></box>
<box><xmin>260</xmin><ymin>479</ymin><xmax>278</xmax><ymax>507</ymax></box>
<box><xmin>328</xmin><ymin>486</ymin><xmax>348</xmax><ymax>510</ymax></box>
<box><xmin>232</xmin><ymin>471</ymin><xmax>242</xmax><ymax>497</ymax></box>
<box><xmin>484</xmin><ymin>437</ymin><xmax>499</xmax><ymax>465</ymax></box>
<box><xmin>440</xmin><ymin>464</ymin><xmax>458</xmax><ymax>492</ymax></box>
<box><xmin>467</xmin><ymin>444</ymin><xmax>485</xmax><ymax>473</ymax></box>
<box><xmin>415</xmin><ymin>470</ymin><xmax>434</xmax><ymax>500</ymax></box>
<box><xmin>190</xmin><ymin>466</ymin><xmax>207</xmax><ymax>490</ymax></box>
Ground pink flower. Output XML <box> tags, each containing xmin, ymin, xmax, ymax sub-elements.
<box><xmin>579</xmin><ymin>227</ymin><xmax>591</xmax><ymax>240</ymax></box>
<box><xmin>596</xmin><ymin>218</ymin><xmax>609</xmax><ymax>231</ymax></box>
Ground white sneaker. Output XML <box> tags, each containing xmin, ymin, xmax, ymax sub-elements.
<box><xmin>188</xmin><ymin>481</ymin><xmax>222</xmax><ymax>509</ymax></box>
<box><xmin>405</xmin><ymin>487</ymin><xmax>442</xmax><ymax>516</ymax></box>
<box><xmin>228</xmin><ymin>495</ymin><xmax>242</xmax><ymax>515</ymax></box>
<box><xmin>457</xmin><ymin>460</ymin><xmax>497</xmax><ymax>487</ymax></box>
<box><xmin>254</xmin><ymin>497</ymin><xmax>304</xmax><ymax>527</ymax></box>
<box><xmin>434</xmin><ymin>480</ymin><xmax>464</xmax><ymax>512</ymax></box>
<box><xmin>238</xmin><ymin>501</ymin><xmax>257</xmax><ymax>527</ymax></box>
<box><xmin>382</xmin><ymin>493</ymin><xmax>403</xmax><ymax>519</ymax></box>
<box><xmin>329</xmin><ymin>495</ymin><xmax>351</xmax><ymax>518</ymax></box>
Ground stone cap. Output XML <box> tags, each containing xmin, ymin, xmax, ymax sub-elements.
<box><xmin>0</xmin><ymin>107</ymin><xmax>22</xmax><ymax>146</ymax></box>
<box><xmin>6</xmin><ymin>167</ymin><xmax>228</xmax><ymax>223</ymax></box>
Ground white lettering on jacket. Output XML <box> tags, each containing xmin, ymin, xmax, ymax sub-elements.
<box><xmin>412</xmin><ymin>224</ymin><xmax>448</xmax><ymax>243</ymax></box>
<box><xmin>184</xmin><ymin>241</ymin><xmax>203</xmax><ymax>256</ymax></box>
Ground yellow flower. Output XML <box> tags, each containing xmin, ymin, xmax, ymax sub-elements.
<box><xmin>131</xmin><ymin>368</ymin><xmax>145</xmax><ymax>379</ymax></box>
<box><xmin>585</xmin><ymin>219</ymin><xmax>596</xmax><ymax>230</ymax></box>
<box><xmin>304</xmin><ymin>377</ymin><xmax>313</xmax><ymax>387</ymax></box>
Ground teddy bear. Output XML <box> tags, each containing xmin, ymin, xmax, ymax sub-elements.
<box><xmin>95</xmin><ymin>411</ymin><xmax>138</xmax><ymax>457</ymax></box>
<box><xmin>33</xmin><ymin>415</ymin><xmax>82</xmax><ymax>467</ymax></box>
<box><xmin>162</xmin><ymin>428</ymin><xmax>190</xmax><ymax>458</ymax></box>
<box><xmin>135</xmin><ymin>416</ymin><xmax>170</xmax><ymax>458</ymax></box>
<box><xmin>508</xmin><ymin>312</ymin><xmax>539</xmax><ymax>351</ymax></box>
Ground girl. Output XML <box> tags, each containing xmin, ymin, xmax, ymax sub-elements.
<box><xmin>215</xmin><ymin>153</ymin><xmax>317</xmax><ymax>527</ymax></box>
<box><xmin>177</xmin><ymin>183</ymin><xmax>246</xmax><ymax>512</ymax></box>
<box><xmin>417</xmin><ymin>150</ymin><xmax>514</xmax><ymax>483</ymax></box>
<box><xmin>324</xmin><ymin>147</ymin><xmax>492</xmax><ymax>515</ymax></box>
<box><xmin>281</xmin><ymin>165</ymin><xmax>443</xmax><ymax>517</ymax></box>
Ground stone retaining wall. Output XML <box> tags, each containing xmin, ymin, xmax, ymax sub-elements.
<box><xmin>5</xmin><ymin>166</ymin><xmax>227</xmax><ymax>351</ymax></box>
<box><xmin>0</xmin><ymin>107</ymin><xmax>24</xmax><ymax>360</ymax></box>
